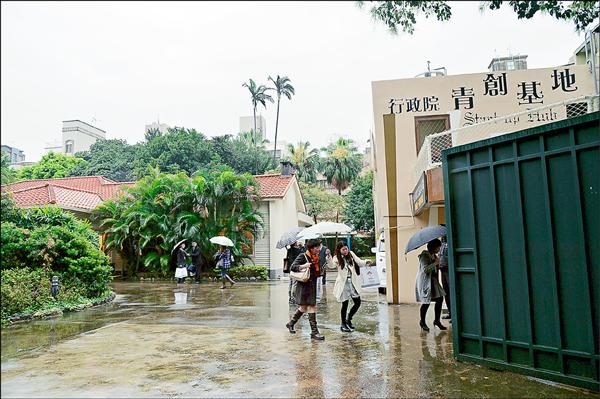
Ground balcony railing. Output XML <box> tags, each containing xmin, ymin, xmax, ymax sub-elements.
<box><xmin>414</xmin><ymin>95</ymin><xmax>599</xmax><ymax>183</ymax></box>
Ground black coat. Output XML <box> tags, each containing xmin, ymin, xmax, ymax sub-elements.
<box><xmin>190</xmin><ymin>246</ymin><xmax>202</xmax><ymax>267</ymax></box>
<box><xmin>177</xmin><ymin>248</ymin><xmax>187</xmax><ymax>266</ymax></box>
<box><xmin>291</xmin><ymin>251</ymin><xmax>318</xmax><ymax>306</ymax></box>
<box><xmin>318</xmin><ymin>246</ymin><xmax>328</xmax><ymax>276</ymax></box>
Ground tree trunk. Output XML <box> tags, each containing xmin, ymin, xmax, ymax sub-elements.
<box><xmin>272</xmin><ymin>97</ymin><xmax>280</xmax><ymax>168</ymax></box>
<box><xmin>253</xmin><ymin>106</ymin><xmax>258</xmax><ymax>174</ymax></box>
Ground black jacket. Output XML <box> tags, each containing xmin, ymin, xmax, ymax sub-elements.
<box><xmin>190</xmin><ymin>246</ymin><xmax>202</xmax><ymax>266</ymax></box>
<box><xmin>290</xmin><ymin>252</ymin><xmax>318</xmax><ymax>306</ymax></box>
<box><xmin>177</xmin><ymin>248</ymin><xmax>188</xmax><ymax>266</ymax></box>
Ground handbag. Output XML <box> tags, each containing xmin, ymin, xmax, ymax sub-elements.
<box><xmin>283</xmin><ymin>258</ymin><xmax>290</xmax><ymax>273</ymax></box>
<box><xmin>290</xmin><ymin>254</ymin><xmax>311</xmax><ymax>282</ymax></box>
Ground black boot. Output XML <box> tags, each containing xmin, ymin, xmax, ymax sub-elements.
<box><xmin>433</xmin><ymin>320</ymin><xmax>447</xmax><ymax>330</ymax></box>
<box><xmin>286</xmin><ymin>309</ymin><xmax>303</xmax><ymax>334</ymax></box>
<box><xmin>308</xmin><ymin>313</ymin><xmax>325</xmax><ymax>340</ymax></box>
<box><xmin>420</xmin><ymin>320</ymin><xmax>430</xmax><ymax>332</ymax></box>
<box><xmin>340</xmin><ymin>320</ymin><xmax>351</xmax><ymax>333</ymax></box>
<box><xmin>346</xmin><ymin>317</ymin><xmax>355</xmax><ymax>330</ymax></box>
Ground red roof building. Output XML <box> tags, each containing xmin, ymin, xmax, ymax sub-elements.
<box><xmin>1</xmin><ymin>176</ymin><xmax>134</xmax><ymax>214</ymax></box>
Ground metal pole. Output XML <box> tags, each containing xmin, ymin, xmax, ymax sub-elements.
<box><xmin>51</xmin><ymin>276</ymin><xmax>59</xmax><ymax>298</ymax></box>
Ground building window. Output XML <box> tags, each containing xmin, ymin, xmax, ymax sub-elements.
<box><xmin>65</xmin><ymin>140</ymin><xmax>74</xmax><ymax>154</ymax></box>
<box><xmin>414</xmin><ymin>115</ymin><xmax>450</xmax><ymax>155</ymax></box>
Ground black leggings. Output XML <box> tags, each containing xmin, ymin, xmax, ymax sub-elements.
<box><xmin>420</xmin><ymin>297</ymin><xmax>443</xmax><ymax>323</ymax></box>
<box><xmin>341</xmin><ymin>296</ymin><xmax>361</xmax><ymax>322</ymax></box>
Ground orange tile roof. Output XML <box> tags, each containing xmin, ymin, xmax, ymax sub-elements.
<box><xmin>2</xmin><ymin>176</ymin><xmax>134</xmax><ymax>211</ymax></box>
<box><xmin>253</xmin><ymin>174</ymin><xmax>295</xmax><ymax>198</ymax></box>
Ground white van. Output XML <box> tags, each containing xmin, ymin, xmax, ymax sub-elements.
<box><xmin>371</xmin><ymin>232</ymin><xmax>386</xmax><ymax>294</ymax></box>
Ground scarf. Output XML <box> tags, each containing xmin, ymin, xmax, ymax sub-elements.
<box><xmin>306</xmin><ymin>249</ymin><xmax>320</xmax><ymax>274</ymax></box>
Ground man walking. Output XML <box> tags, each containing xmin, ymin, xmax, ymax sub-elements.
<box><xmin>190</xmin><ymin>241</ymin><xmax>203</xmax><ymax>284</ymax></box>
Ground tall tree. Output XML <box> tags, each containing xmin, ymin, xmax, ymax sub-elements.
<box><xmin>238</xmin><ymin>130</ymin><xmax>271</xmax><ymax>175</ymax></box>
<box><xmin>268</xmin><ymin>75</ymin><xmax>295</xmax><ymax>168</ymax></box>
<box><xmin>133</xmin><ymin>127</ymin><xmax>218</xmax><ymax>179</ymax></box>
<box><xmin>73</xmin><ymin>139</ymin><xmax>139</xmax><ymax>182</ymax></box>
<box><xmin>1</xmin><ymin>153</ymin><xmax>16</xmax><ymax>185</ymax></box>
<box><xmin>94</xmin><ymin>167</ymin><xmax>262</xmax><ymax>276</ymax></box>
<box><xmin>357</xmin><ymin>1</ymin><xmax>599</xmax><ymax>34</ymax></box>
<box><xmin>321</xmin><ymin>138</ymin><xmax>363</xmax><ymax>195</ymax></box>
<box><xmin>286</xmin><ymin>142</ymin><xmax>320</xmax><ymax>183</ymax></box>
<box><xmin>299</xmin><ymin>181</ymin><xmax>346</xmax><ymax>224</ymax></box>
<box><xmin>16</xmin><ymin>152</ymin><xmax>87</xmax><ymax>180</ymax></box>
<box><xmin>343</xmin><ymin>171</ymin><xmax>375</xmax><ymax>232</ymax></box>
<box><xmin>242</xmin><ymin>79</ymin><xmax>274</xmax><ymax>139</ymax></box>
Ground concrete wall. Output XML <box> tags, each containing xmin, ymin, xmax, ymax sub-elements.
<box><xmin>371</xmin><ymin>65</ymin><xmax>596</xmax><ymax>304</ymax></box>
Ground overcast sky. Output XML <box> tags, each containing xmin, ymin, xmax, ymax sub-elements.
<box><xmin>1</xmin><ymin>1</ymin><xmax>591</xmax><ymax>162</ymax></box>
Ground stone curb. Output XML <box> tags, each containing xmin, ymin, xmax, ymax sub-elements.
<box><xmin>6</xmin><ymin>291</ymin><xmax>116</xmax><ymax>325</ymax></box>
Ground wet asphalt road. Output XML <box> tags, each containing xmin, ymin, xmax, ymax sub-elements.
<box><xmin>1</xmin><ymin>280</ymin><xmax>595</xmax><ymax>398</ymax></box>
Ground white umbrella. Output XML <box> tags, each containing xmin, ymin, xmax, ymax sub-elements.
<box><xmin>210</xmin><ymin>236</ymin><xmax>234</xmax><ymax>247</ymax></box>
<box><xmin>297</xmin><ymin>222</ymin><xmax>352</xmax><ymax>240</ymax></box>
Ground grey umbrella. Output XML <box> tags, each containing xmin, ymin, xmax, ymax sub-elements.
<box><xmin>405</xmin><ymin>225</ymin><xmax>446</xmax><ymax>254</ymax></box>
<box><xmin>276</xmin><ymin>226</ymin><xmax>305</xmax><ymax>249</ymax></box>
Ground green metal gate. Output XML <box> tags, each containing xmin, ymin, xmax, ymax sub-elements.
<box><xmin>442</xmin><ymin>112</ymin><xmax>599</xmax><ymax>391</ymax></box>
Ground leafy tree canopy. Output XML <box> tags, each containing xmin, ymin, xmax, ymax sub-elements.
<box><xmin>1</xmin><ymin>153</ymin><xmax>16</xmax><ymax>185</ymax></box>
<box><xmin>285</xmin><ymin>142</ymin><xmax>321</xmax><ymax>184</ymax></box>
<box><xmin>299</xmin><ymin>181</ymin><xmax>346</xmax><ymax>224</ymax></box>
<box><xmin>73</xmin><ymin>139</ymin><xmax>139</xmax><ymax>182</ymax></box>
<box><xmin>321</xmin><ymin>138</ymin><xmax>363</xmax><ymax>195</ymax></box>
<box><xmin>358</xmin><ymin>1</ymin><xmax>599</xmax><ymax>34</ymax></box>
<box><xmin>343</xmin><ymin>171</ymin><xmax>375</xmax><ymax>232</ymax></box>
<box><xmin>94</xmin><ymin>167</ymin><xmax>263</xmax><ymax>276</ymax></box>
<box><xmin>133</xmin><ymin>127</ymin><xmax>219</xmax><ymax>179</ymax></box>
<box><xmin>16</xmin><ymin>152</ymin><xmax>87</xmax><ymax>181</ymax></box>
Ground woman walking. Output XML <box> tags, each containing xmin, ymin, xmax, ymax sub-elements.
<box><xmin>331</xmin><ymin>241</ymin><xmax>370</xmax><ymax>332</ymax></box>
<box><xmin>175</xmin><ymin>242</ymin><xmax>189</xmax><ymax>284</ymax></box>
<box><xmin>415</xmin><ymin>238</ymin><xmax>447</xmax><ymax>332</ymax></box>
<box><xmin>214</xmin><ymin>245</ymin><xmax>235</xmax><ymax>289</ymax></box>
<box><xmin>285</xmin><ymin>239</ymin><xmax>328</xmax><ymax>340</ymax></box>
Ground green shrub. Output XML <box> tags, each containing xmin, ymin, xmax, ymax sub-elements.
<box><xmin>0</xmin><ymin>222</ymin><xmax>29</xmax><ymax>268</ymax></box>
<box><xmin>1</xmin><ymin>205</ymin><xmax>112</xmax><ymax>299</ymax></box>
<box><xmin>210</xmin><ymin>265</ymin><xmax>269</xmax><ymax>280</ymax></box>
<box><xmin>0</xmin><ymin>268</ymin><xmax>53</xmax><ymax>320</ymax></box>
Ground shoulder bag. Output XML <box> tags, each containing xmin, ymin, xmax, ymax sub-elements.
<box><xmin>290</xmin><ymin>254</ymin><xmax>311</xmax><ymax>282</ymax></box>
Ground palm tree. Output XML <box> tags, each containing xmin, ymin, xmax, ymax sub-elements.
<box><xmin>321</xmin><ymin>138</ymin><xmax>362</xmax><ymax>195</ymax></box>
<box><xmin>287</xmin><ymin>141</ymin><xmax>320</xmax><ymax>183</ymax></box>
<box><xmin>242</xmin><ymin>79</ymin><xmax>274</xmax><ymax>139</ymax></box>
<box><xmin>268</xmin><ymin>75</ymin><xmax>295</xmax><ymax>168</ymax></box>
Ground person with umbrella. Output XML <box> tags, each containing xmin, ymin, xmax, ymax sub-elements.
<box><xmin>415</xmin><ymin>238</ymin><xmax>447</xmax><ymax>332</ymax></box>
<box><xmin>211</xmin><ymin>236</ymin><xmax>236</xmax><ymax>289</ymax></box>
<box><xmin>285</xmin><ymin>238</ymin><xmax>328</xmax><ymax>340</ymax></box>
<box><xmin>286</xmin><ymin>241</ymin><xmax>304</xmax><ymax>305</ymax></box>
<box><xmin>174</xmin><ymin>241</ymin><xmax>189</xmax><ymax>284</ymax></box>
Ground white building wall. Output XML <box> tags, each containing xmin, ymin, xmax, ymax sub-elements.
<box><xmin>61</xmin><ymin>120</ymin><xmax>106</xmax><ymax>154</ymax></box>
<box><xmin>240</xmin><ymin>115</ymin><xmax>267</xmax><ymax>139</ymax></box>
<box><xmin>249</xmin><ymin>202</ymin><xmax>270</xmax><ymax>267</ymax></box>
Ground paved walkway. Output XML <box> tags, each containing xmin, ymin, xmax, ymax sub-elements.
<box><xmin>1</xmin><ymin>281</ymin><xmax>594</xmax><ymax>398</ymax></box>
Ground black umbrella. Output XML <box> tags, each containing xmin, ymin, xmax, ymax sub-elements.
<box><xmin>405</xmin><ymin>225</ymin><xmax>446</xmax><ymax>254</ymax></box>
